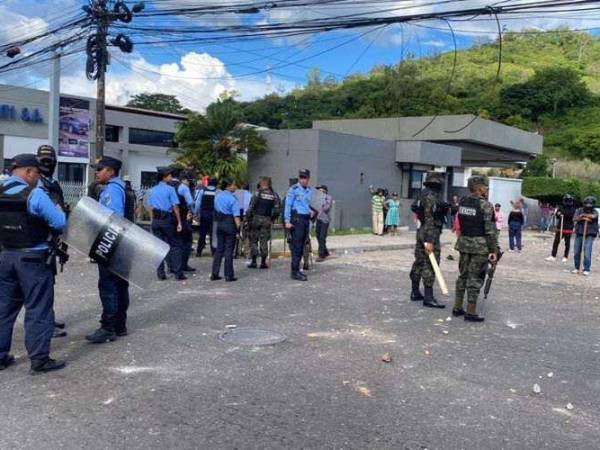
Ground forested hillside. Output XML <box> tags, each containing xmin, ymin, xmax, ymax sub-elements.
<box><xmin>233</xmin><ymin>29</ymin><xmax>600</xmax><ymax>163</ymax></box>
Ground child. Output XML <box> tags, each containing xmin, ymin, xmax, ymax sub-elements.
<box><xmin>508</xmin><ymin>201</ymin><xmax>524</xmax><ymax>252</ymax></box>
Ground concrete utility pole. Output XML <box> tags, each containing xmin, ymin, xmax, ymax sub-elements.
<box><xmin>95</xmin><ymin>1</ymin><xmax>109</xmax><ymax>161</ymax></box>
<box><xmin>48</xmin><ymin>51</ymin><xmax>61</xmax><ymax>156</ymax></box>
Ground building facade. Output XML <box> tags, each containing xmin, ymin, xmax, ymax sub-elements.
<box><xmin>250</xmin><ymin>116</ymin><xmax>543</xmax><ymax>229</ymax></box>
<box><xmin>0</xmin><ymin>84</ymin><xmax>185</xmax><ymax>189</ymax></box>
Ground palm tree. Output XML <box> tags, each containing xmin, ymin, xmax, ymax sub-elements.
<box><xmin>172</xmin><ymin>99</ymin><xmax>267</xmax><ymax>183</ymax></box>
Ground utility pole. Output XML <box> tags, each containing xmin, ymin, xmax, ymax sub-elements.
<box><xmin>48</xmin><ymin>51</ymin><xmax>61</xmax><ymax>155</ymax></box>
<box><xmin>83</xmin><ymin>1</ymin><xmax>143</xmax><ymax>161</ymax></box>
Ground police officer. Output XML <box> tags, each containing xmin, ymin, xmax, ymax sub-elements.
<box><xmin>148</xmin><ymin>167</ymin><xmax>186</xmax><ymax>280</ymax></box>
<box><xmin>85</xmin><ymin>156</ymin><xmax>132</xmax><ymax>343</ymax></box>
<box><xmin>0</xmin><ymin>154</ymin><xmax>66</xmax><ymax>374</ymax></box>
<box><xmin>211</xmin><ymin>178</ymin><xmax>241</xmax><ymax>281</ymax></box>
<box><xmin>409</xmin><ymin>172</ymin><xmax>448</xmax><ymax>308</ymax></box>
<box><xmin>194</xmin><ymin>177</ymin><xmax>218</xmax><ymax>257</ymax></box>
<box><xmin>453</xmin><ymin>176</ymin><xmax>499</xmax><ymax>322</ymax></box>
<box><xmin>36</xmin><ymin>144</ymin><xmax>68</xmax><ymax>338</ymax></box>
<box><xmin>169</xmin><ymin>166</ymin><xmax>195</xmax><ymax>272</ymax></box>
<box><xmin>284</xmin><ymin>169</ymin><xmax>313</xmax><ymax>281</ymax></box>
<box><xmin>246</xmin><ymin>176</ymin><xmax>281</xmax><ymax>269</ymax></box>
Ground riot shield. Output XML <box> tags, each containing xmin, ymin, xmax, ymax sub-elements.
<box><xmin>64</xmin><ymin>196</ymin><xmax>170</xmax><ymax>289</ymax></box>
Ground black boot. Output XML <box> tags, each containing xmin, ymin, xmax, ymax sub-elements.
<box><xmin>291</xmin><ymin>271</ymin><xmax>307</xmax><ymax>281</ymax></box>
<box><xmin>248</xmin><ymin>256</ymin><xmax>258</xmax><ymax>269</ymax></box>
<box><xmin>260</xmin><ymin>257</ymin><xmax>268</xmax><ymax>269</ymax></box>
<box><xmin>464</xmin><ymin>304</ymin><xmax>484</xmax><ymax>322</ymax></box>
<box><xmin>410</xmin><ymin>280</ymin><xmax>424</xmax><ymax>301</ymax></box>
<box><xmin>423</xmin><ymin>287</ymin><xmax>445</xmax><ymax>308</ymax></box>
<box><xmin>85</xmin><ymin>328</ymin><xmax>117</xmax><ymax>344</ymax></box>
<box><xmin>29</xmin><ymin>358</ymin><xmax>66</xmax><ymax>375</ymax></box>
<box><xmin>0</xmin><ymin>354</ymin><xmax>15</xmax><ymax>370</ymax></box>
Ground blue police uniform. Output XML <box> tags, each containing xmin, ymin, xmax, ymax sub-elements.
<box><xmin>0</xmin><ymin>173</ymin><xmax>66</xmax><ymax>369</ymax></box>
<box><xmin>211</xmin><ymin>190</ymin><xmax>240</xmax><ymax>280</ymax></box>
<box><xmin>194</xmin><ymin>185</ymin><xmax>217</xmax><ymax>256</ymax></box>
<box><xmin>149</xmin><ymin>180</ymin><xmax>184</xmax><ymax>279</ymax></box>
<box><xmin>176</xmin><ymin>181</ymin><xmax>194</xmax><ymax>270</ymax></box>
<box><xmin>97</xmin><ymin>176</ymin><xmax>130</xmax><ymax>335</ymax></box>
<box><xmin>284</xmin><ymin>181</ymin><xmax>313</xmax><ymax>276</ymax></box>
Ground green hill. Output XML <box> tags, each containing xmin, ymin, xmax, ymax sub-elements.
<box><xmin>233</xmin><ymin>29</ymin><xmax>600</xmax><ymax>163</ymax></box>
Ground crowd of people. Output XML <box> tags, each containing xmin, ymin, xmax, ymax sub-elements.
<box><xmin>0</xmin><ymin>150</ymin><xmax>335</xmax><ymax>375</ymax></box>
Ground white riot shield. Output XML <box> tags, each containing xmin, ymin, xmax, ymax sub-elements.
<box><xmin>64</xmin><ymin>197</ymin><xmax>170</xmax><ymax>289</ymax></box>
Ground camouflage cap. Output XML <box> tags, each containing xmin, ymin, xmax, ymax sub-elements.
<box><xmin>423</xmin><ymin>172</ymin><xmax>445</xmax><ymax>186</ymax></box>
<box><xmin>467</xmin><ymin>175</ymin><xmax>489</xmax><ymax>190</ymax></box>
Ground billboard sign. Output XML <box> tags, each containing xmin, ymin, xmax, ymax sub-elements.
<box><xmin>59</xmin><ymin>97</ymin><xmax>90</xmax><ymax>158</ymax></box>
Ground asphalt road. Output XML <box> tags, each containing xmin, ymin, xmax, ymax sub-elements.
<box><xmin>1</xmin><ymin>233</ymin><xmax>600</xmax><ymax>449</ymax></box>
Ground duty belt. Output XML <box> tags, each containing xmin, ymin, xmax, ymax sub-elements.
<box><xmin>292</xmin><ymin>211</ymin><xmax>310</xmax><ymax>219</ymax></box>
<box><xmin>214</xmin><ymin>212</ymin><xmax>234</xmax><ymax>221</ymax></box>
<box><xmin>152</xmin><ymin>209</ymin><xmax>173</xmax><ymax>220</ymax></box>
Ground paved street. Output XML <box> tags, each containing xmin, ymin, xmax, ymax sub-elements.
<box><xmin>1</xmin><ymin>231</ymin><xmax>600</xmax><ymax>449</ymax></box>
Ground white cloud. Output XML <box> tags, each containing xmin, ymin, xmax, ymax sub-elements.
<box><xmin>58</xmin><ymin>51</ymin><xmax>292</xmax><ymax>112</ymax></box>
<box><xmin>0</xmin><ymin>5</ymin><xmax>48</xmax><ymax>45</ymax></box>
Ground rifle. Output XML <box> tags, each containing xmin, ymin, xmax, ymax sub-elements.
<box><xmin>483</xmin><ymin>248</ymin><xmax>504</xmax><ymax>299</ymax></box>
<box><xmin>46</xmin><ymin>235</ymin><xmax>70</xmax><ymax>273</ymax></box>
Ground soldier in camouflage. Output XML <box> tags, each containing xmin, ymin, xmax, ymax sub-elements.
<box><xmin>453</xmin><ymin>176</ymin><xmax>499</xmax><ymax>322</ymax></box>
<box><xmin>246</xmin><ymin>176</ymin><xmax>281</xmax><ymax>269</ymax></box>
<box><xmin>409</xmin><ymin>172</ymin><xmax>448</xmax><ymax>308</ymax></box>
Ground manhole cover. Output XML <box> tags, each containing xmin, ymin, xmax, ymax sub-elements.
<box><xmin>219</xmin><ymin>328</ymin><xmax>287</xmax><ymax>346</ymax></box>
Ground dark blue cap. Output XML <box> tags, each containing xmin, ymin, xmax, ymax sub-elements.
<box><xmin>11</xmin><ymin>153</ymin><xmax>40</xmax><ymax>169</ymax></box>
<box><xmin>299</xmin><ymin>169</ymin><xmax>311</xmax><ymax>178</ymax></box>
<box><xmin>93</xmin><ymin>156</ymin><xmax>122</xmax><ymax>171</ymax></box>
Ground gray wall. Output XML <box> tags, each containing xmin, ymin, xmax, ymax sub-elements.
<box><xmin>251</xmin><ymin>129</ymin><xmax>319</xmax><ymax>197</ymax></box>
<box><xmin>317</xmin><ymin>130</ymin><xmax>404</xmax><ymax>229</ymax></box>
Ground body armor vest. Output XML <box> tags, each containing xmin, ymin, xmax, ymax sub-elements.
<box><xmin>200</xmin><ymin>188</ymin><xmax>216</xmax><ymax>212</ymax></box>
<box><xmin>458</xmin><ymin>196</ymin><xmax>486</xmax><ymax>237</ymax></box>
<box><xmin>0</xmin><ymin>182</ymin><xmax>50</xmax><ymax>249</ymax></box>
<box><xmin>254</xmin><ymin>190</ymin><xmax>276</xmax><ymax>217</ymax></box>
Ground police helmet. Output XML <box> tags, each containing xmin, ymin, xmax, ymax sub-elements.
<box><xmin>467</xmin><ymin>175</ymin><xmax>489</xmax><ymax>190</ymax></box>
<box><xmin>583</xmin><ymin>196</ymin><xmax>597</xmax><ymax>208</ymax></box>
<box><xmin>563</xmin><ymin>193</ymin><xmax>574</xmax><ymax>204</ymax></box>
<box><xmin>423</xmin><ymin>172</ymin><xmax>445</xmax><ymax>187</ymax></box>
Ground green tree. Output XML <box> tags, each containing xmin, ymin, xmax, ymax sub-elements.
<box><xmin>173</xmin><ymin>99</ymin><xmax>267</xmax><ymax>183</ymax></box>
<box><xmin>520</xmin><ymin>154</ymin><xmax>552</xmax><ymax>178</ymax></box>
<box><xmin>500</xmin><ymin>67</ymin><xmax>592</xmax><ymax>120</ymax></box>
<box><xmin>127</xmin><ymin>93</ymin><xmax>190</xmax><ymax>114</ymax></box>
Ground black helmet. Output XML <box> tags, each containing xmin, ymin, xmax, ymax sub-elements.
<box><xmin>423</xmin><ymin>172</ymin><xmax>444</xmax><ymax>187</ymax></box>
<box><xmin>583</xmin><ymin>196</ymin><xmax>597</xmax><ymax>208</ymax></box>
<box><xmin>208</xmin><ymin>177</ymin><xmax>218</xmax><ymax>187</ymax></box>
<box><xmin>563</xmin><ymin>193</ymin><xmax>574</xmax><ymax>203</ymax></box>
<box><xmin>467</xmin><ymin>175</ymin><xmax>489</xmax><ymax>190</ymax></box>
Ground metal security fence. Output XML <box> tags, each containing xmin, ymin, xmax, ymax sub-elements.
<box><xmin>61</xmin><ymin>182</ymin><xmax>87</xmax><ymax>208</ymax></box>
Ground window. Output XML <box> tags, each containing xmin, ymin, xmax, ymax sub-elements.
<box><xmin>105</xmin><ymin>125</ymin><xmax>120</xmax><ymax>142</ymax></box>
<box><xmin>129</xmin><ymin>128</ymin><xmax>175</xmax><ymax>147</ymax></box>
<box><xmin>140</xmin><ymin>170</ymin><xmax>157</xmax><ymax>188</ymax></box>
<box><xmin>2</xmin><ymin>158</ymin><xmax>12</xmax><ymax>175</ymax></box>
<box><xmin>58</xmin><ymin>162</ymin><xmax>85</xmax><ymax>183</ymax></box>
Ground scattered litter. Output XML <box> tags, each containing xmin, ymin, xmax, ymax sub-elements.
<box><xmin>351</xmin><ymin>381</ymin><xmax>372</xmax><ymax>397</ymax></box>
<box><xmin>437</xmin><ymin>319</ymin><xmax>444</xmax><ymax>323</ymax></box>
<box><xmin>533</xmin><ymin>384</ymin><xmax>541</xmax><ymax>394</ymax></box>
<box><xmin>225</xmin><ymin>324</ymin><xmax>237</xmax><ymax>329</ymax></box>
<box><xmin>446</xmin><ymin>317</ymin><xmax>452</xmax><ymax>322</ymax></box>
<box><xmin>547</xmin><ymin>372</ymin><xmax>554</xmax><ymax>378</ymax></box>
<box><xmin>506</xmin><ymin>321</ymin><xmax>520</xmax><ymax>329</ymax></box>
<box><xmin>103</xmin><ymin>398</ymin><xmax>114</xmax><ymax>405</ymax></box>
<box><xmin>566</xmin><ymin>403</ymin><xmax>574</xmax><ymax>410</ymax></box>
<box><xmin>424</xmin><ymin>350</ymin><xmax>430</xmax><ymax>355</ymax></box>
<box><xmin>381</xmin><ymin>352</ymin><xmax>392</xmax><ymax>363</ymax></box>
<box><xmin>510</xmin><ymin>388</ymin><xmax>517</xmax><ymax>393</ymax></box>
<box><xmin>552</xmin><ymin>407</ymin><xmax>572</xmax><ymax>416</ymax></box>
<box><xmin>442</xmin><ymin>330</ymin><xmax>449</xmax><ymax>335</ymax></box>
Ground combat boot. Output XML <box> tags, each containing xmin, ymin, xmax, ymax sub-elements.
<box><xmin>85</xmin><ymin>328</ymin><xmax>117</xmax><ymax>344</ymax></box>
<box><xmin>423</xmin><ymin>287</ymin><xmax>445</xmax><ymax>308</ymax></box>
<box><xmin>248</xmin><ymin>256</ymin><xmax>258</xmax><ymax>269</ymax></box>
<box><xmin>453</xmin><ymin>296</ymin><xmax>465</xmax><ymax>316</ymax></box>
<box><xmin>410</xmin><ymin>280</ymin><xmax>424</xmax><ymax>301</ymax></box>
<box><xmin>260</xmin><ymin>257</ymin><xmax>268</xmax><ymax>269</ymax></box>
<box><xmin>464</xmin><ymin>303</ymin><xmax>484</xmax><ymax>322</ymax></box>
<box><xmin>29</xmin><ymin>358</ymin><xmax>66</xmax><ymax>375</ymax></box>
<box><xmin>0</xmin><ymin>354</ymin><xmax>15</xmax><ymax>370</ymax></box>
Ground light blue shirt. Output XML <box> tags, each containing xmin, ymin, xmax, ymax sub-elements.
<box><xmin>177</xmin><ymin>182</ymin><xmax>194</xmax><ymax>209</ymax></box>
<box><xmin>148</xmin><ymin>181</ymin><xmax>179</xmax><ymax>212</ymax></box>
<box><xmin>99</xmin><ymin>177</ymin><xmax>125</xmax><ymax>217</ymax></box>
<box><xmin>284</xmin><ymin>183</ymin><xmax>312</xmax><ymax>223</ymax></box>
<box><xmin>2</xmin><ymin>175</ymin><xmax>66</xmax><ymax>250</ymax></box>
<box><xmin>215</xmin><ymin>190</ymin><xmax>240</xmax><ymax>217</ymax></box>
<box><xmin>243</xmin><ymin>190</ymin><xmax>252</xmax><ymax>212</ymax></box>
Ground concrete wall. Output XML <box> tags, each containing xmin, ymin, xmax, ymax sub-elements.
<box><xmin>251</xmin><ymin>129</ymin><xmax>319</xmax><ymax>198</ymax></box>
<box><xmin>317</xmin><ymin>130</ymin><xmax>404</xmax><ymax>229</ymax></box>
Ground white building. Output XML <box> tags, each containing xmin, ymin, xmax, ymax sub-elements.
<box><xmin>0</xmin><ymin>84</ymin><xmax>186</xmax><ymax>189</ymax></box>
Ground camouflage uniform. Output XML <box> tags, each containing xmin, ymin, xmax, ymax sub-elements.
<box><xmin>410</xmin><ymin>186</ymin><xmax>446</xmax><ymax>289</ymax></box>
<box><xmin>246</xmin><ymin>183</ymin><xmax>281</xmax><ymax>267</ymax></box>
<box><xmin>454</xmin><ymin>187</ymin><xmax>499</xmax><ymax>318</ymax></box>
